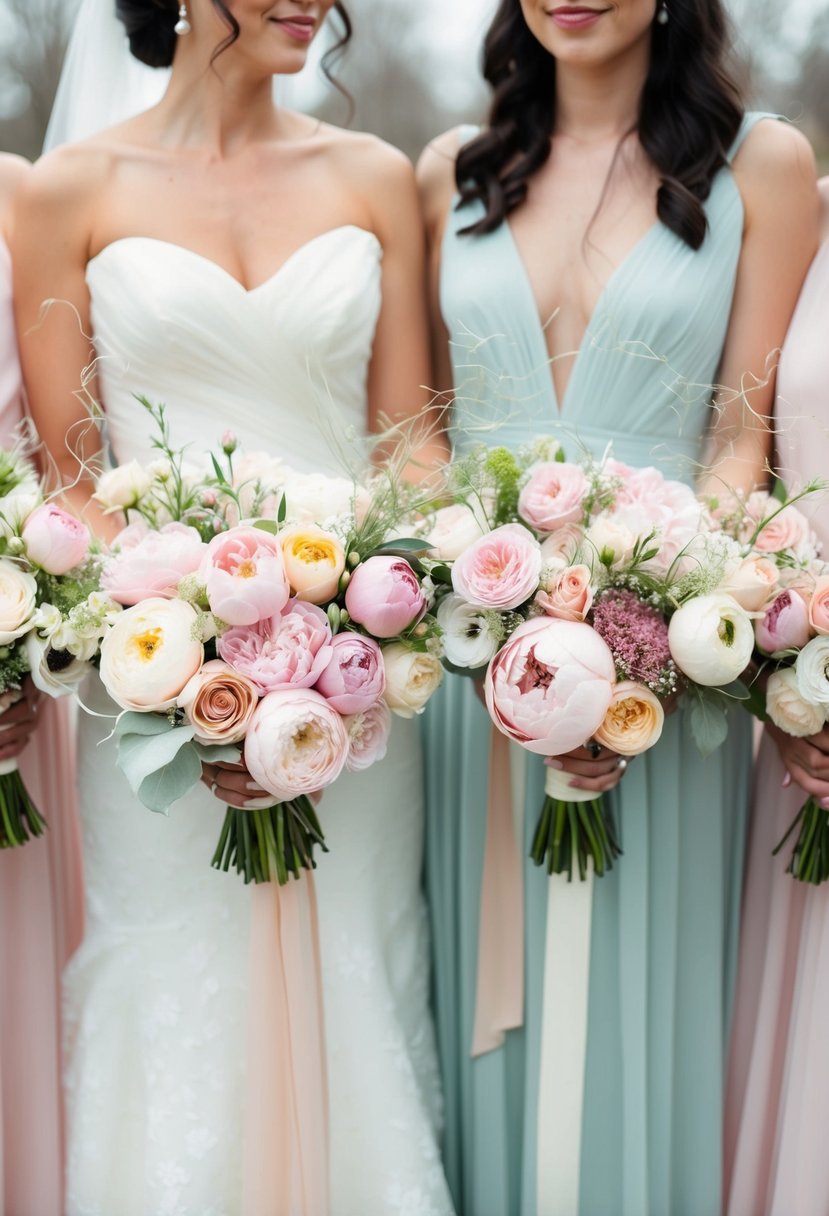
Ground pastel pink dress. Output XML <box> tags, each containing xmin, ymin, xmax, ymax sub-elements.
<box><xmin>725</xmin><ymin>235</ymin><xmax>829</xmax><ymax>1215</ymax></box>
<box><xmin>0</xmin><ymin>235</ymin><xmax>85</xmax><ymax>1215</ymax></box>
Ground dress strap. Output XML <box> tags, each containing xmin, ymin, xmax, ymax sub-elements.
<box><xmin>726</xmin><ymin>111</ymin><xmax>784</xmax><ymax>162</ymax></box>
<box><xmin>458</xmin><ymin>122</ymin><xmax>482</xmax><ymax>146</ymax></box>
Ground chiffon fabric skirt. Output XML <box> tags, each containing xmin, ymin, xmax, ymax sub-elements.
<box><xmin>0</xmin><ymin>700</ymin><xmax>84</xmax><ymax>1216</ymax></box>
<box><xmin>725</xmin><ymin>732</ymin><xmax>829</xmax><ymax>1216</ymax></box>
<box><xmin>424</xmin><ymin>674</ymin><xmax>751</xmax><ymax>1216</ymax></box>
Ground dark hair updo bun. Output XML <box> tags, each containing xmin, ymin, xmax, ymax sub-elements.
<box><xmin>115</xmin><ymin>0</ymin><xmax>177</xmax><ymax>69</ymax></box>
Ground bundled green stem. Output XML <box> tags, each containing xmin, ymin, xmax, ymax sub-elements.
<box><xmin>211</xmin><ymin>797</ymin><xmax>328</xmax><ymax>885</ymax></box>
<box><xmin>773</xmin><ymin>796</ymin><xmax>829</xmax><ymax>885</ymax></box>
<box><xmin>0</xmin><ymin>769</ymin><xmax>47</xmax><ymax>849</ymax></box>
<box><xmin>530</xmin><ymin>794</ymin><xmax>621</xmax><ymax>881</ymax></box>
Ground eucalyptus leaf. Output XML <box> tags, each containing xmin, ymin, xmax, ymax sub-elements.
<box><xmin>137</xmin><ymin>745</ymin><xmax>204</xmax><ymax>814</ymax></box>
<box><xmin>252</xmin><ymin>519</ymin><xmax>278</xmax><ymax>535</ymax></box>
<box><xmin>118</xmin><ymin>720</ymin><xmax>199</xmax><ymax>811</ymax></box>
<box><xmin>689</xmin><ymin>697</ymin><xmax>729</xmax><ymax>757</ymax></box>
<box><xmin>193</xmin><ymin>742</ymin><xmax>243</xmax><ymax>766</ymax></box>
<box><xmin>115</xmin><ymin>711</ymin><xmax>178</xmax><ymax>739</ymax></box>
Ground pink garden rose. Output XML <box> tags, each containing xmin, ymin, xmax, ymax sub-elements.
<box><xmin>22</xmin><ymin>503</ymin><xmax>89</xmax><ymax>575</ymax></box>
<box><xmin>535</xmin><ymin>564</ymin><xmax>594</xmax><ymax>622</ymax></box>
<box><xmin>314</xmin><ymin>633</ymin><xmax>385</xmax><ymax>714</ymax></box>
<box><xmin>485</xmin><ymin>616</ymin><xmax>616</xmax><ymax>756</ymax></box>
<box><xmin>518</xmin><ymin>462</ymin><xmax>589</xmax><ymax>534</ymax></box>
<box><xmin>244</xmin><ymin>688</ymin><xmax>349</xmax><ymax>801</ymax></box>
<box><xmin>345</xmin><ymin>556</ymin><xmax>427</xmax><ymax>638</ymax></box>
<box><xmin>218</xmin><ymin>600</ymin><xmax>333</xmax><ymax>695</ymax></box>
<box><xmin>755</xmin><ymin>589</ymin><xmax>812</xmax><ymax>655</ymax></box>
<box><xmin>452</xmin><ymin>523</ymin><xmax>542</xmax><ymax>610</ymax></box>
<box><xmin>178</xmin><ymin>659</ymin><xmax>259</xmax><ymax>745</ymax></box>
<box><xmin>103</xmin><ymin>523</ymin><xmax>207</xmax><ymax>606</ymax></box>
<box><xmin>344</xmin><ymin>700</ymin><xmax>393</xmax><ymax>772</ymax></box>
<box><xmin>745</xmin><ymin>492</ymin><xmax>815</xmax><ymax>559</ymax></box>
<box><xmin>809</xmin><ymin>576</ymin><xmax>829</xmax><ymax>636</ymax></box>
<box><xmin>202</xmin><ymin>525</ymin><xmax>289</xmax><ymax>626</ymax></box>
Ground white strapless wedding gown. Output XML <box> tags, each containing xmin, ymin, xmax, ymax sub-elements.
<box><xmin>66</xmin><ymin>228</ymin><xmax>454</xmax><ymax>1216</ymax></box>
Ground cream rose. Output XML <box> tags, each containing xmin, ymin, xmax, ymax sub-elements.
<box><xmin>94</xmin><ymin>460</ymin><xmax>153</xmax><ymax>512</ymax></box>
<box><xmin>382</xmin><ymin>644</ymin><xmax>443</xmax><ymax>718</ymax></box>
<box><xmin>766</xmin><ymin>667</ymin><xmax>826</xmax><ymax>738</ymax></box>
<box><xmin>593</xmin><ymin>681</ymin><xmax>665</xmax><ymax>755</ymax></box>
<box><xmin>0</xmin><ymin>558</ymin><xmax>38</xmax><ymax>644</ymax></box>
<box><xmin>719</xmin><ymin>554</ymin><xmax>779</xmax><ymax>612</ymax></box>
<box><xmin>100</xmin><ymin>597</ymin><xmax>204</xmax><ymax>712</ymax></box>
<box><xmin>584</xmin><ymin>517</ymin><xmax>635</xmax><ymax>568</ymax></box>
<box><xmin>178</xmin><ymin>659</ymin><xmax>259</xmax><ymax>744</ymax></box>
<box><xmin>427</xmin><ymin>503</ymin><xmax>487</xmax><ymax>562</ymax></box>
<box><xmin>280</xmin><ymin>526</ymin><xmax>346</xmax><ymax>604</ymax></box>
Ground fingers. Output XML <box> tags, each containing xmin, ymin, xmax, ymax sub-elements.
<box><xmin>0</xmin><ymin>698</ymin><xmax>39</xmax><ymax>729</ymax></box>
<box><xmin>201</xmin><ymin>762</ymin><xmax>272</xmax><ymax>810</ymax></box>
<box><xmin>783</xmin><ymin>760</ymin><xmax>829</xmax><ymax>805</ymax></box>
<box><xmin>546</xmin><ymin>746</ymin><xmax>629</xmax><ymax>793</ymax></box>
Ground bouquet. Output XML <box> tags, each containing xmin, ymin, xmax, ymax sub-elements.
<box><xmin>712</xmin><ymin>485</ymin><xmax>829</xmax><ymax>883</ymax></box>
<box><xmin>0</xmin><ymin>444</ymin><xmax>116</xmax><ymax>847</ymax></box>
<box><xmin>95</xmin><ymin>400</ymin><xmax>444</xmax><ymax>884</ymax></box>
<box><xmin>428</xmin><ymin>440</ymin><xmax>759</xmax><ymax>881</ymax></box>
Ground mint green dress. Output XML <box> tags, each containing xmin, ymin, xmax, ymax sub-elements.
<box><xmin>423</xmin><ymin>115</ymin><xmax>769</xmax><ymax>1216</ymax></box>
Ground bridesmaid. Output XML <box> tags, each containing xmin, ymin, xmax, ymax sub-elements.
<box><xmin>417</xmin><ymin>1</ymin><xmax>817</xmax><ymax>1212</ymax></box>
<box><xmin>725</xmin><ymin>177</ymin><xmax>829</xmax><ymax>1216</ymax></box>
<box><xmin>0</xmin><ymin>153</ymin><xmax>85</xmax><ymax>1215</ymax></box>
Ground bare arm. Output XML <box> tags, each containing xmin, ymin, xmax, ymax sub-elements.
<box><xmin>416</xmin><ymin>130</ymin><xmax>462</xmax><ymax>412</ymax></box>
<box><xmin>704</xmin><ymin>121</ymin><xmax>819</xmax><ymax>499</ymax></box>
<box><xmin>11</xmin><ymin>148</ymin><xmax>117</xmax><ymax>540</ymax></box>
<box><xmin>363</xmin><ymin>143</ymin><xmax>449</xmax><ymax>478</ymax></box>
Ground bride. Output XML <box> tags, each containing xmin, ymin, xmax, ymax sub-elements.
<box><xmin>12</xmin><ymin>1</ymin><xmax>454</xmax><ymax>1213</ymax></box>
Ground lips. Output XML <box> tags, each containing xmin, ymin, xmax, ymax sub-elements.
<box><xmin>270</xmin><ymin>13</ymin><xmax>316</xmax><ymax>42</ymax></box>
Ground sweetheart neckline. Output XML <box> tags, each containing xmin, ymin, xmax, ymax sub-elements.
<box><xmin>85</xmin><ymin>225</ymin><xmax>382</xmax><ymax>295</ymax></box>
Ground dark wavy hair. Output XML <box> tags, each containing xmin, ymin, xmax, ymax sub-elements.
<box><xmin>457</xmin><ymin>0</ymin><xmax>744</xmax><ymax>250</ymax></box>
<box><xmin>115</xmin><ymin>0</ymin><xmax>353</xmax><ymax>86</ymax></box>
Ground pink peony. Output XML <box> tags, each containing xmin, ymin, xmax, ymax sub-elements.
<box><xmin>314</xmin><ymin>633</ymin><xmax>385</xmax><ymax>714</ymax></box>
<box><xmin>535</xmin><ymin>564</ymin><xmax>594</xmax><ymax>622</ymax></box>
<box><xmin>452</xmin><ymin>523</ymin><xmax>542</xmax><ymax>610</ymax></box>
<box><xmin>103</xmin><ymin>523</ymin><xmax>207</xmax><ymax>606</ymax></box>
<box><xmin>755</xmin><ymin>589</ymin><xmax>812</xmax><ymax>654</ymax></box>
<box><xmin>606</xmin><ymin>467</ymin><xmax>703</xmax><ymax>573</ymax></box>
<box><xmin>201</xmin><ymin>526</ymin><xmax>289</xmax><ymax>626</ymax></box>
<box><xmin>485</xmin><ymin>616</ymin><xmax>616</xmax><ymax>756</ymax></box>
<box><xmin>22</xmin><ymin>503</ymin><xmax>90</xmax><ymax>575</ymax></box>
<box><xmin>518</xmin><ymin>462</ymin><xmax>589</xmax><ymax>534</ymax></box>
<box><xmin>244</xmin><ymin>688</ymin><xmax>349</xmax><ymax>801</ymax></box>
<box><xmin>218</xmin><ymin>600</ymin><xmax>333</xmax><ymax>695</ymax></box>
<box><xmin>344</xmin><ymin>700</ymin><xmax>393</xmax><ymax>772</ymax></box>
<box><xmin>345</xmin><ymin>556</ymin><xmax>427</xmax><ymax>638</ymax></box>
<box><xmin>809</xmin><ymin>576</ymin><xmax>829</xmax><ymax>636</ymax></box>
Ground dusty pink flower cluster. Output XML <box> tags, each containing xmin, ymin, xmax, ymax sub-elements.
<box><xmin>590</xmin><ymin>589</ymin><xmax>674</xmax><ymax>691</ymax></box>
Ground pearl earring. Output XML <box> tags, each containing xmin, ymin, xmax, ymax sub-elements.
<box><xmin>174</xmin><ymin>3</ymin><xmax>192</xmax><ymax>35</ymax></box>
<box><xmin>656</xmin><ymin>3</ymin><xmax>670</xmax><ymax>24</ymax></box>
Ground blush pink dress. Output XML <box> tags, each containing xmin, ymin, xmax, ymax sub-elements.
<box><xmin>0</xmin><ymin>235</ymin><xmax>85</xmax><ymax>1215</ymax></box>
<box><xmin>725</xmin><ymin>235</ymin><xmax>829</xmax><ymax>1216</ymax></box>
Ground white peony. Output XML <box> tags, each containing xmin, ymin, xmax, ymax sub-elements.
<box><xmin>668</xmin><ymin>593</ymin><xmax>754</xmax><ymax>686</ymax></box>
<box><xmin>382</xmin><ymin>644</ymin><xmax>444</xmax><ymax>718</ymax></box>
<box><xmin>437</xmin><ymin>594</ymin><xmax>500</xmax><ymax>669</ymax></box>
<box><xmin>767</xmin><ymin>667</ymin><xmax>826</xmax><ymax>738</ymax></box>
<box><xmin>795</xmin><ymin>635</ymin><xmax>829</xmax><ymax>710</ymax></box>
<box><xmin>100</xmin><ymin>597</ymin><xmax>204</xmax><ymax>712</ymax></box>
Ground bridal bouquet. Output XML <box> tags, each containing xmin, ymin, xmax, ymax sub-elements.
<box><xmin>711</xmin><ymin>486</ymin><xmax>829</xmax><ymax>883</ymax></box>
<box><xmin>428</xmin><ymin>440</ymin><xmax>758</xmax><ymax>881</ymax></box>
<box><xmin>95</xmin><ymin>400</ymin><xmax>444</xmax><ymax>884</ymax></box>
<box><xmin>0</xmin><ymin>445</ymin><xmax>116</xmax><ymax>847</ymax></box>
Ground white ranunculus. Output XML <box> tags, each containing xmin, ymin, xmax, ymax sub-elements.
<box><xmin>795</xmin><ymin>635</ymin><xmax>829</xmax><ymax>709</ymax></box>
<box><xmin>0</xmin><ymin>558</ymin><xmax>38</xmax><ymax>644</ymax></box>
<box><xmin>767</xmin><ymin>667</ymin><xmax>826</xmax><ymax>738</ymax></box>
<box><xmin>668</xmin><ymin>593</ymin><xmax>754</xmax><ymax>686</ymax></box>
<box><xmin>427</xmin><ymin>503</ymin><xmax>488</xmax><ymax>562</ymax></box>
<box><xmin>100</xmin><ymin>597</ymin><xmax>204</xmax><ymax>712</ymax></box>
<box><xmin>437</xmin><ymin>594</ymin><xmax>500</xmax><ymax>669</ymax></box>
<box><xmin>382</xmin><ymin>644</ymin><xmax>444</xmax><ymax>718</ymax></box>
<box><xmin>94</xmin><ymin>460</ymin><xmax>153</xmax><ymax>511</ymax></box>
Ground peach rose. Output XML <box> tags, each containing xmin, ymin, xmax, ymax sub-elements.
<box><xmin>809</xmin><ymin>576</ymin><xmax>829</xmax><ymax>636</ymax></box>
<box><xmin>593</xmin><ymin>681</ymin><xmax>665</xmax><ymax>756</ymax></box>
<box><xmin>178</xmin><ymin>659</ymin><xmax>259</xmax><ymax>745</ymax></box>
<box><xmin>719</xmin><ymin>554</ymin><xmax>779</xmax><ymax>612</ymax></box>
<box><xmin>535</xmin><ymin>564</ymin><xmax>594</xmax><ymax>622</ymax></box>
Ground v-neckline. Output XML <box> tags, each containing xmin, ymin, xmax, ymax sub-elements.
<box><xmin>499</xmin><ymin>217</ymin><xmax>663</xmax><ymax>416</ymax></box>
